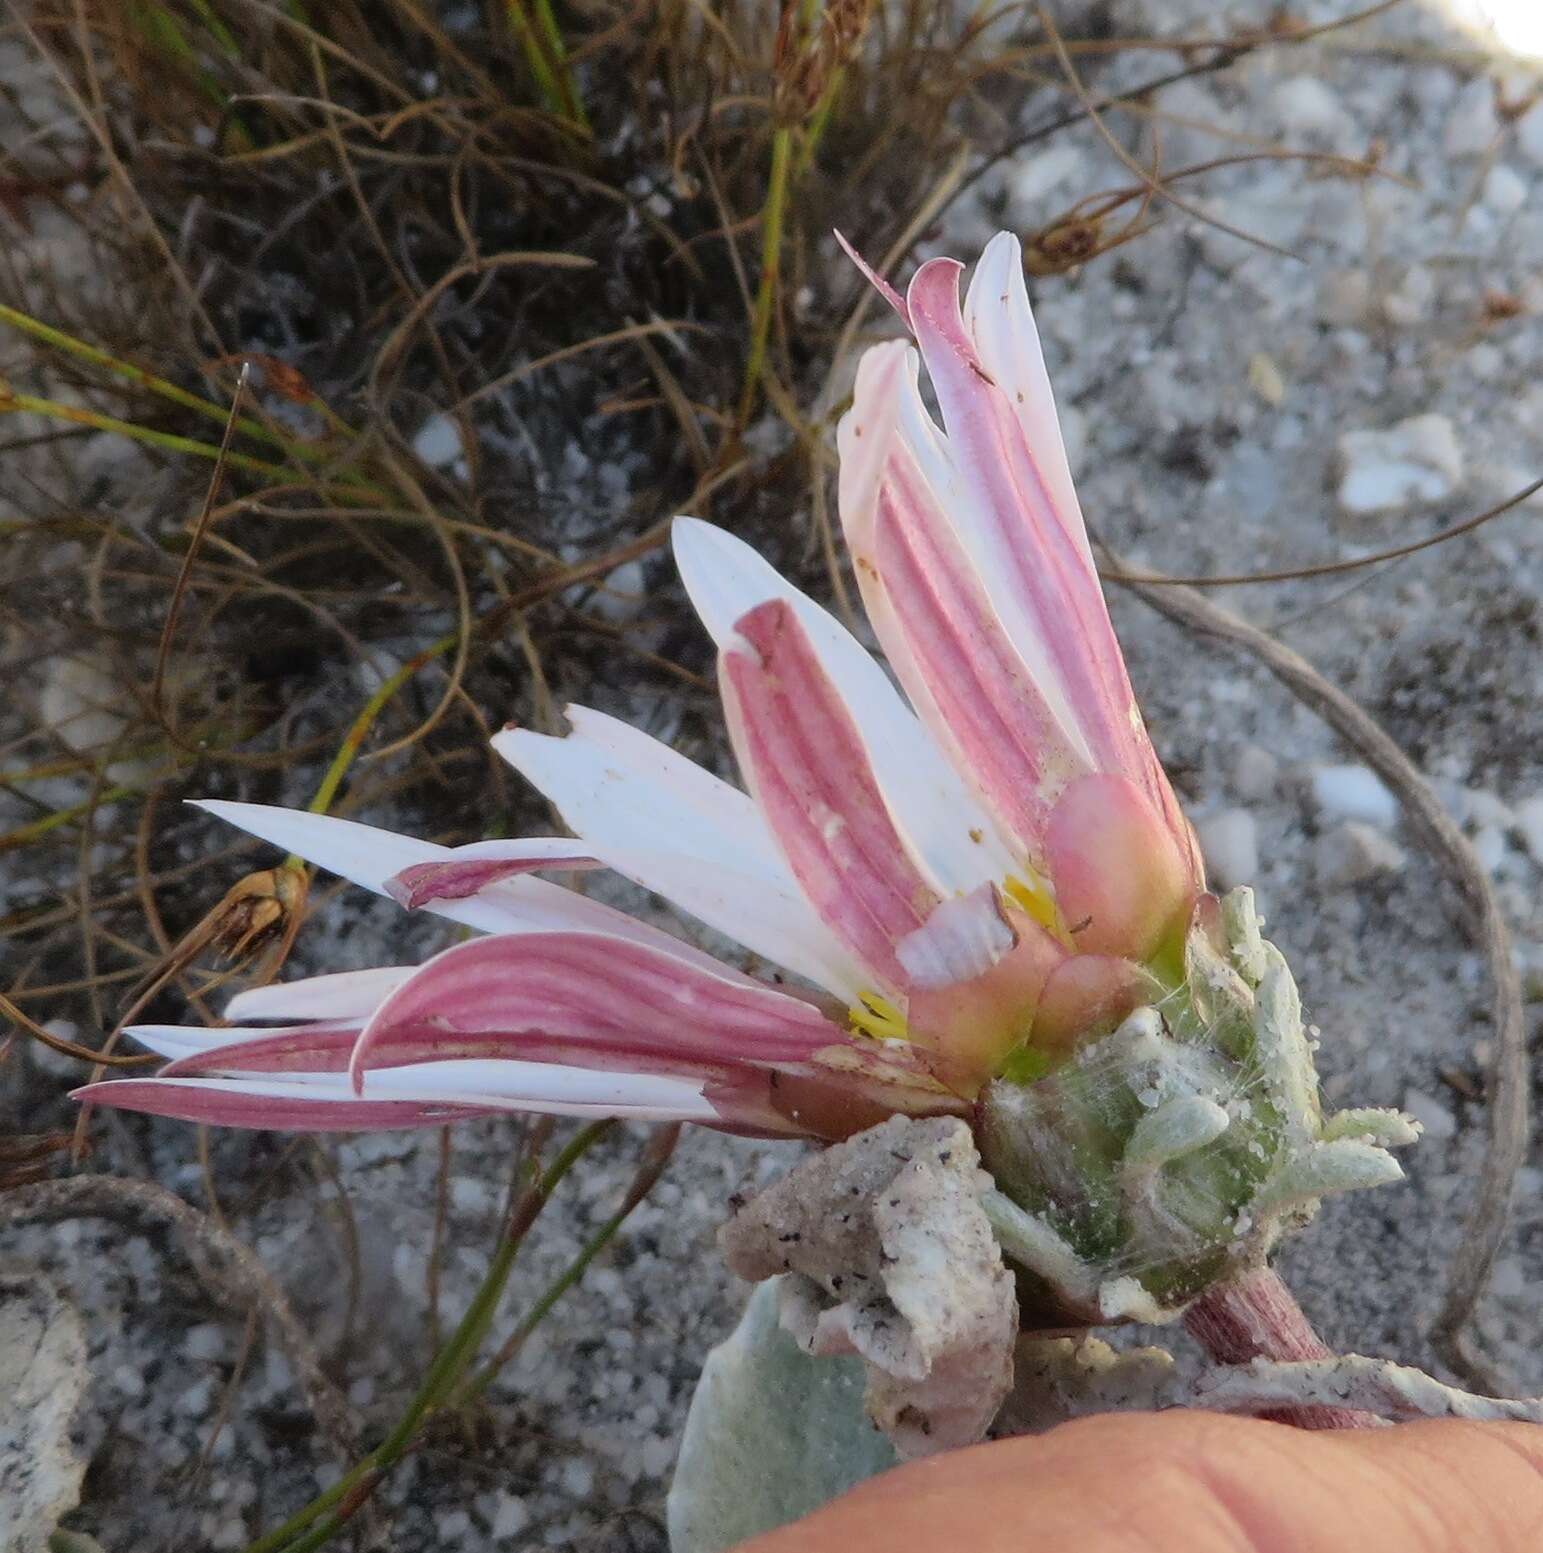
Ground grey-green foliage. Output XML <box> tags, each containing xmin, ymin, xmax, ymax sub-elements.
<box><xmin>979</xmin><ymin>888</ymin><xmax>1417</xmax><ymax>1323</ymax></box>
<box><xmin>667</xmin><ymin>1278</ymin><xmax>898</xmax><ymax>1553</ymax></box>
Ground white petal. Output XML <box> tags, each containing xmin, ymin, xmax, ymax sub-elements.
<box><xmin>135</xmin><ymin>1061</ymin><xmax>721</xmax><ymax>1119</ymax></box>
<box><xmin>494</xmin><ymin>709</ymin><xmax>786</xmax><ymax>880</ymax></box>
<box><xmin>359</xmin><ymin>1058</ymin><xmax>721</xmax><ymax>1117</ymax></box>
<box><xmin>893</xmin><ymin>885</ymin><xmax>1016</xmax><ymax>990</ymax></box>
<box><xmin>494</xmin><ymin>716</ymin><xmax>864</xmax><ymax>997</ymax></box>
<box><xmin>585</xmin><ymin>843</ymin><xmax>866</xmax><ymax>1000</ymax></box>
<box><xmin>567</xmin><ymin>706</ymin><xmax>785</xmax><ymax>863</ymax></box>
<box><xmin>195</xmin><ymin>800</ymin><xmax>728</xmax><ymax>971</ymax></box>
<box><xmin>226</xmin><ymin>966</ymin><xmax>415</xmax><ymax>1023</ymax></box>
<box><xmin>123</xmin><ymin>1023</ymin><xmax>319</xmax><ymax>1061</ymax></box>
<box><xmin>963</xmin><ymin>232</ymin><xmax>1088</xmax><ymax>568</ymax></box>
<box><xmin>670</xmin><ymin>518</ymin><xmax>1018</xmax><ymax>894</ymax></box>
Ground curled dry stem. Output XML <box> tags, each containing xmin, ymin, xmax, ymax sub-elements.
<box><xmin>0</xmin><ymin>1174</ymin><xmax>359</xmax><ymax>1462</ymax></box>
<box><xmin>1103</xmin><ymin>548</ymin><xmax>1528</xmax><ymax>1395</ymax></box>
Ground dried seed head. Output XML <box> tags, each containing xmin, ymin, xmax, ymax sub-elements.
<box><xmin>207</xmin><ymin>864</ymin><xmax>309</xmax><ymax>961</ymax></box>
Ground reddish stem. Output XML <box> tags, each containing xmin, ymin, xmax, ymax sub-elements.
<box><xmin>1184</xmin><ymin>1266</ymin><xmax>1379</xmax><ymax>1430</ymax></box>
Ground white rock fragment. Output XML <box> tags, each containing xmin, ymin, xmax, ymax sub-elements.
<box><xmin>1315</xmin><ymin>821</ymin><xmax>1408</xmax><ymax>890</ymax></box>
<box><xmin>1310</xmin><ymin>764</ymin><xmax>1400</xmax><ymax>828</ymax></box>
<box><xmin>1402</xmin><ymin>1087</ymin><xmax>1458</xmax><ymax>1142</ymax></box>
<box><xmin>720</xmin><ymin>1116</ymin><xmax>1017</xmax><ymax>1459</ymax></box>
<box><xmin>588</xmin><ymin>557</ymin><xmax>648</xmax><ymax>623</ymax></box>
<box><xmin>1472</xmin><ymin>825</ymin><xmax>1508</xmax><ymax>875</ymax></box>
<box><xmin>411</xmin><ymin>411</ymin><xmax>463</xmax><ymax>467</ymax></box>
<box><xmin>184</xmin><ymin>1322</ymin><xmax>226</xmax><ymax>1361</ymax></box>
<box><xmin>1271</xmin><ymin>76</ymin><xmax>1349</xmax><ymax>142</ymax></box>
<box><xmin>435</xmin><ymin>1507</ymin><xmax>472</xmax><ymax>1540</ymax></box>
<box><xmin>1197</xmin><ymin>809</ymin><xmax>1260</xmax><ymax>892</ymax></box>
<box><xmin>1444</xmin><ymin>77</ymin><xmax>1499</xmax><ymax>158</ymax></box>
<box><xmin>1335</xmin><ymin>415</ymin><xmax>1465</xmax><ymax>520</ymax></box>
<box><xmin>491</xmin><ymin>1494</ymin><xmax>530</xmax><ymax>1538</ymax></box>
<box><xmin>1483</xmin><ymin>163</ymin><xmax>1528</xmax><ymax>215</ymax></box>
<box><xmin>1381</xmin><ymin>265</ymin><xmax>1435</xmax><ymax>328</ymax></box>
<box><xmin>1006</xmin><ymin>144</ymin><xmax>1085</xmax><ymax>218</ymax></box>
<box><xmin>1318</xmin><ymin>269</ymin><xmax>1372</xmax><ymax>326</ymax></box>
<box><xmin>1233</xmin><ymin>745</ymin><xmax>1280</xmax><ymax>802</ymax></box>
<box><xmin>450</xmin><ymin>1176</ymin><xmax>497</xmax><ymax>1216</ymax></box>
<box><xmin>0</xmin><ymin>1268</ymin><xmax>90</xmax><ymax>1553</ymax></box>
<box><xmin>1490</xmin><ymin>1256</ymin><xmax>1526</xmax><ymax>1298</ymax></box>
<box><xmin>39</xmin><ymin>652</ymin><xmax>129</xmax><ymax>763</ymax></box>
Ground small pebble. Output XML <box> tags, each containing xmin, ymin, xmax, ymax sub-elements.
<box><xmin>1335</xmin><ymin>414</ymin><xmax>1464</xmax><ymax>520</ymax></box>
<box><xmin>1471</xmin><ymin>825</ymin><xmax>1508</xmax><ymax>874</ymax></box>
<box><xmin>1233</xmin><ymin>745</ymin><xmax>1280</xmax><ymax>802</ymax></box>
<box><xmin>113</xmin><ymin>1363</ymin><xmax>146</xmax><ymax>1398</ymax></box>
<box><xmin>1402</xmin><ymin>1087</ymin><xmax>1458</xmax><ymax>1142</ymax></box>
<box><xmin>1444</xmin><ymin>77</ymin><xmax>1499</xmax><ymax>158</ymax></box>
<box><xmin>450</xmin><ymin>1176</ymin><xmax>497</xmax><ymax>1216</ymax></box>
<box><xmin>411</xmin><ymin>412</ymin><xmax>463</xmax><ymax>468</ymax></box>
<box><xmin>1310</xmin><ymin>765</ymin><xmax>1400</xmax><ymax>828</ymax></box>
<box><xmin>1197</xmin><ymin>809</ymin><xmax>1260</xmax><ymax>892</ymax></box>
<box><xmin>184</xmin><ymin>1323</ymin><xmax>225</xmax><ymax>1361</ymax></box>
<box><xmin>492</xmin><ymin>1494</ymin><xmax>531</xmax><ymax>1538</ymax></box>
<box><xmin>1271</xmin><ymin>76</ymin><xmax>1348</xmax><ymax>141</ymax></box>
<box><xmin>1006</xmin><ymin>144</ymin><xmax>1085</xmax><ymax>217</ymax></box>
<box><xmin>589</xmin><ymin>557</ymin><xmax>648</xmax><ymax>623</ymax></box>
<box><xmin>1315</xmin><ymin>821</ymin><xmax>1407</xmax><ymax>889</ymax></box>
<box><xmin>1491</xmin><ymin>1257</ymin><xmax>1526</xmax><ymax>1299</ymax></box>
<box><xmin>560</xmin><ymin>1458</ymin><xmax>595</xmax><ymax>1499</ymax></box>
<box><xmin>435</xmin><ymin>1508</ymin><xmax>472</xmax><ymax>1541</ymax></box>
<box><xmin>1483</xmin><ymin>163</ymin><xmax>1528</xmax><ymax>215</ymax></box>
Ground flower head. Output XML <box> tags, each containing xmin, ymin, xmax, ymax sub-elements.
<box><xmin>76</xmin><ymin>234</ymin><xmax>1202</xmax><ymax>1139</ymax></box>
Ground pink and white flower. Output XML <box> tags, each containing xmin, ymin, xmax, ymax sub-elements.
<box><xmin>76</xmin><ymin>233</ymin><xmax>1201</xmax><ymax>1140</ymax></box>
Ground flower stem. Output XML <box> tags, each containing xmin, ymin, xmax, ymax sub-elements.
<box><xmin>242</xmin><ymin>1121</ymin><xmax>612</xmax><ymax>1553</ymax></box>
<box><xmin>1184</xmin><ymin>1266</ymin><xmax>1378</xmax><ymax>1430</ymax></box>
<box><xmin>738</xmin><ymin>122</ymin><xmax>794</xmax><ymax>425</ymax></box>
<box><xmin>506</xmin><ymin>0</ymin><xmax>590</xmax><ymax>132</ymax></box>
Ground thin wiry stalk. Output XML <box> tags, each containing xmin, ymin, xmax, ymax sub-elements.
<box><xmin>240</xmin><ymin>1121</ymin><xmax>613</xmax><ymax>1553</ymax></box>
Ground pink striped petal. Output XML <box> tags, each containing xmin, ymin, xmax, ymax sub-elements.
<box><xmin>75</xmin><ymin>1061</ymin><xmax>725</xmax><ymax>1129</ymax></box>
<box><xmin>114</xmin><ymin>1023</ymin><xmax>874</xmax><ymax>1139</ymax></box>
<box><xmin>494</xmin><ymin>711</ymin><xmax>868</xmax><ymax>1000</ymax></box>
<box><xmin>384</xmin><ymin>841</ymin><xmax>600</xmax><ymax>909</ymax></box>
<box><xmin>963</xmin><ymin>233</ymin><xmax>1087</xmax><ymax>573</ymax></box>
<box><xmin>154</xmin><ymin>1017</ymin><xmax>797</xmax><ymax>1093</ymax></box>
<box><xmin>347</xmin><ymin>929</ymin><xmax>845</xmax><ymax>1091</ymax></box>
<box><xmin>840</xmin><ymin>341</ymin><xmax>1090</xmax><ymax>854</ymax></box>
<box><xmin>901</xmin><ymin>260</ymin><xmax>1196</xmax><ymax>843</ymax></box>
<box><xmin>717</xmin><ymin>598</ymin><xmax>941</xmax><ymax>994</ymax></box>
<box><xmin>157</xmin><ymin>1023</ymin><xmax>358</xmax><ymax>1076</ymax></box>
<box><xmin>73</xmin><ymin>1078</ymin><xmax>493</xmax><ymax>1132</ymax></box>
<box><xmin>834</xmin><ymin>228</ymin><xmax>909</xmax><ymax>325</ymax></box>
<box><xmin>673</xmin><ymin>518</ymin><xmax>1019</xmax><ymax>899</ymax></box>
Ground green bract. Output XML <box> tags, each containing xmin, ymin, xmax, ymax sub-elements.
<box><xmin>978</xmin><ymin>888</ymin><xmax>1417</xmax><ymax>1325</ymax></box>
